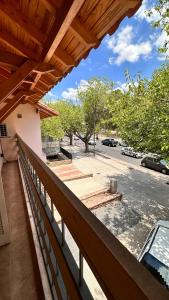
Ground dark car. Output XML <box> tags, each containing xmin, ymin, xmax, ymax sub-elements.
<box><xmin>138</xmin><ymin>220</ymin><xmax>169</xmax><ymax>290</ymax></box>
<box><xmin>141</xmin><ymin>156</ymin><xmax>169</xmax><ymax>174</ymax></box>
<box><xmin>101</xmin><ymin>138</ymin><xmax>118</xmax><ymax>147</ymax></box>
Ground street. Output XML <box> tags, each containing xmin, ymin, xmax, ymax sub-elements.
<box><xmin>94</xmin><ymin>140</ymin><xmax>142</xmax><ymax>166</ymax></box>
<box><xmin>74</xmin><ymin>138</ymin><xmax>142</xmax><ymax>166</ymax></box>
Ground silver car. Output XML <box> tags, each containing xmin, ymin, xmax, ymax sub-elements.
<box><xmin>121</xmin><ymin>147</ymin><xmax>142</xmax><ymax>158</ymax></box>
<box><xmin>138</xmin><ymin>220</ymin><xmax>169</xmax><ymax>290</ymax></box>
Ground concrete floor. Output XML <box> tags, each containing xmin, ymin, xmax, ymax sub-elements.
<box><xmin>0</xmin><ymin>161</ymin><xmax>44</xmax><ymax>300</ymax></box>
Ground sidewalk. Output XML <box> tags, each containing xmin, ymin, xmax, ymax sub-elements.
<box><xmin>70</xmin><ymin>153</ymin><xmax>169</xmax><ymax>257</ymax></box>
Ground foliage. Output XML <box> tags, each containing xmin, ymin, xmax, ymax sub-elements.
<box><xmin>41</xmin><ymin>115</ymin><xmax>64</xmax><ymax>140</ymax></box>
<box><xmin>147</xmin><ymin>0</ymin><xmax>169</xmax><ymax>53</ymax></box>
<box><xmin>77</xmin><ymin>77</ymin><xmax>114</xmax><ymax>152</ymax></box>
<box><xmin>41</xmin><ymin>100</ymin><xmax>83</xmax><ymax>144</ymax></box>
<box><xmin>112</xmin><ymin>64</ymin><xmax>169</xmax><ymax>158</ymax></box>
<box><xmin>53</xmin><ymin>100</ymin><xmax>83</xmax><ymax>144</ymax></box>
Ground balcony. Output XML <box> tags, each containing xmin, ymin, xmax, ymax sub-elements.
<box><xmin>0</xmin><ymin>136</ymin><xmax>168</xmax><ymax>300</ymax></box>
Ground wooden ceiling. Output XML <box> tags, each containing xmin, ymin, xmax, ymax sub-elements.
<box><xmin>0</xmin><ymin>0</ymin><xmax>142</xmax><ymax>121</ymax></box>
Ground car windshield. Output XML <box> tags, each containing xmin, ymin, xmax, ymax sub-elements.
<box><xmin>142</xmin><ymin>253</ymin><xmax>169</xmax><ymax>289</ymax></box>
<box><xmin>149</xmin><ymin>226</ymin><xmax>169</xmax><ymax>268</ymax></box>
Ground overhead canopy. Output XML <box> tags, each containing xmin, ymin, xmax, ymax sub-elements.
<box><xmin>0</xmin><ymin>0</ymin><xmax>142</xmax><ymax>121</ymax></box>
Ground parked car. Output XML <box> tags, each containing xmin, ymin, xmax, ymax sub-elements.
<box><xmin>118</xmin><ymin>141</ymin><xmax>128</xmax><ymax>147</ymax></box>
<box><xmin>101</xmin><ymin>138</ymin><xmax>118</xmax><ymax>147</ymax></box>
<box><xmin>138</xmin><ymin>220</ymin><xmax>169</xmax><ymax>290</ymax></box>
<box><xmin>141</xmin><ymin>156</ymin><xmax>169</xmax><ymax>174</ymax></box>
<box><xmin>88</xmin><ymin>139</ymin><xmax>96</xmax><ymax>145</ymax></box>
<box><xmin>121</xmin><ymin>147</ymin><xmax>143</xmax><ymax>158</ymax></box>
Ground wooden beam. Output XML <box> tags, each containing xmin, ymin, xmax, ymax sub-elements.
<box><xmin>0</xmin><ymin>90</ymin><xmax>36</xmax><ymax>122</ymax></box>
<box><xmin>41</xmin><ymin>0</ymin><xmax>85</xmax><ymax>62</ymax></box>
<box><xmin>0</xmin><ymin>31</ymin><xmax>39</xmax><ymax>61</ymax></box>
<box><xmin>0</xmin><ymin>60</ymin><xmax>37</xmax><ymax>105</ymax></box>
<box><xmin>40</xmin><ymin>0</ymin><xmax>63</xmax><ymax>13</ymax></box>
<box><xmin>0</xmin><ymin>50</ymin><xmax>26</xmax><ymax>67</ymax></box>
<box><xmin>54</xmin><ymin>47</ymin><xmax>75</xmax><ymax>67</ymax></box>
<box><xmin>34</xmin><ymin>63</ymin><xmax>56</xmax><ymax>74</ymax></box>
<box><xmin>0</xmin><ymin>1</ymin><xmax>45</xmax><ymax>45</ymax></box>
<box><xmin>70</xmin><ymin>17</ymin><xmax>98</xmax><ymax>47</ymax></box>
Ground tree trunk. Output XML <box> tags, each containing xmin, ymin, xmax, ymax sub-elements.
<box><xmin>85</xmin><ymin>141</ymin><xmax>89</xmax><ymax>152</ymax></box>
<box><xmin>70</xmin><ymin>134</ymin><xmax>73</xmax><ymax>146</ymax></box>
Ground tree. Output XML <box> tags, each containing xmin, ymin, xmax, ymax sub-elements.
<box><xmin>112</xmin><ymin>64</ymin><xmax>169</xmax><ymax>158</ymax></box>
<box><xmin>41</xmin><ymin>115</ymin><xmax>64</xmax><ymax>140</ymax></box>
<box><xmin>41</xmin><ymin>100</ymin><xmax>83</xmax><ymax>145</ymax></box>
<box><xmin>77</xmin><ymin>77</ymin><xmax>114</xmax><ymax>152</ymax></box>
<box><xmin>147</xmin><ymin>0</ymin><xmax>169</xmax><ymax>53</ymax></box>
<box><xmin>52</xmin><ymin>100</ymin><xmax>83</xmax><ymax>145</ymax></box>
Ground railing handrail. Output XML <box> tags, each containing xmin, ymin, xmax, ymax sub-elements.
<box><xmin>17</xmin><ymin>135</ymin><xmax>168</xmax><ymax>300</ymax></box>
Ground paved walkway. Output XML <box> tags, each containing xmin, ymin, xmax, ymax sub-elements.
<box><xmin>50</xmin><ymin>163</ymin><xmax>85</xmax><ymax>181</ymax></box>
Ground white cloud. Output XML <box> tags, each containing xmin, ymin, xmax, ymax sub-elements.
<box><xmin>114</xmin><ymin>81</ymin><xmax>138</xmax><ymax>93</ymax></box>
<box><xmin>48</xmin><ymin>91</ymin><xmax>56</xmax><ymax>97</ymax></box>
<box><xmin>106</xmin><ymin>25</ymin><xmax>152</xmax><ymax>65</ymax></box>
<box><xmin>135</xmin><ymin>0</ymin><xmax>160</xmax><ymax>23</ymax></box>
<box><xmin>61</xmin><ymin>88</ymin><xmax>78</xmax><ymax>101</ymax></box>
<box><xmin>154</xmin><ymin>31</ymin><xmax>169</xmax><ymax>60</ymax></box>
<box><xmin>61</xmin><ymin>79</ymin><xmax>89</xmax><ymax>100</ymax></box>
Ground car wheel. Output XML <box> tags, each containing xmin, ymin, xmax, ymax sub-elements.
<box><xmin>161</xmin><ymin>169</ymin><xmax>167</xmax><ymax>174</ymax></box>
<box><xmin>121</xmin><ymin>152</ymin><xmax>124</xmax><ymax>155</ymax></box>
<box><xmin>141</xmin><ymin>162</ymin><xmax>146</xmax><ymax>167</ymax></box>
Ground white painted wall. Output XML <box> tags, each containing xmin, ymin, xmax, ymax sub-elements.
<box><xmin>4</xmin><ymin>104</ymin><xmax>45</xmax><ymax>160</ymax></box>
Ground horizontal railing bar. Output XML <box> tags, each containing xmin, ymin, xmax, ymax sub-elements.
<box><xmin>17</xmin><ymin>136</ymin><xmax>168</xmax><ymax>300</ymax></box>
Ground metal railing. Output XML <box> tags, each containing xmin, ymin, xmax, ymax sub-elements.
<box><xmin>17</xmin><ymin>136</ymin><xmax>168</xmax><ymax>300</ymax></box>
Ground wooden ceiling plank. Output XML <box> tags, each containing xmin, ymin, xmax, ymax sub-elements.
<box><xmin>0</xmin><ymin>1</ymin><xmax>45</xmax><ymax>45</ymax></box>
<box><xmin>41</xmin><ymin>0</ymin><xmax>85</xmax><ymax>62</ymax></box>
<box><xmin>54</xmin><ymin>47</ymin><xmax>75</xmax><ymax>66</ymax></box>
<box><xmin>0</xmin><ymin>67</ymin><xmax>11</xmax><ymax>79</ymax></box>
<box><xmin>70</xmin><ymin>17</ymin><xmax>98</xmax><ymax>47</ymax></box>
<box><xmin>40</xmin><ymin>0</ymin><xmax>63</xmax><ymax>12</ymax></box>
<box><xmin>0</xmin><ymin>31</ymin><xmax>39</xmax><ymax>61</ymax></box>
<box><xmin>0</xmin><ymin>90</ymin><xmax>36</xmax><ymax>122</ymax></box>
<box><xmin>0</xmin><ymin>50</ymin><xmax>26</xmax><ymax>67</ymax></box>
<box><xmin>0</xmin><ymin>60</ymin><xmax>37</xmax><ymax>105</ymax></box>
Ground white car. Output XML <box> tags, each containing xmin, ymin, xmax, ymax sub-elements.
<box><xmin>88</xmin><ymin>139</ymin><xmax>96</xmax><ymax>145</ymax></box>
<box><xmin>121</xmin><ymin>147</ymin><xmax>143</xmax><ymax>158</ymax></box>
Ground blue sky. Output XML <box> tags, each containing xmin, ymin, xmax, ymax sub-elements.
<box><xmin>46</xmin><ymin>0</ymin><xmax>168</xmax><ymax>101</ymax></box>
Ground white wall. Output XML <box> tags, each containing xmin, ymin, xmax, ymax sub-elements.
<box><xmin>4</xmin><ymin>104</ymin><xmax>45</xmax><ymax>160</ymax></box>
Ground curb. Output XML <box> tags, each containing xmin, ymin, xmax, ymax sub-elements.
<box><xmin>95</xmin><ymin>151</ymin><xmax>168</xmax><ymax>180</ymax></box>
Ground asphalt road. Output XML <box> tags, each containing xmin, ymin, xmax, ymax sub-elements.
<box><xmin>94</xmin><ymin>141</ymin><xmax>142</xmax><ymax>166</ymax></box>
<box><xmin>74</xmin><ymin>139</ymin><xmax>142</xmax><ymax>166</ymax></box>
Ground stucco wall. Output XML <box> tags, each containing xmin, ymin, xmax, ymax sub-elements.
<box><xmin>4</xmin><ymin>104</ymin><xmax>45</xmax><ymax>160</ymax></box>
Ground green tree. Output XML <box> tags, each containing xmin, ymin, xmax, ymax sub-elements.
<box><xmin>41</xmin><ymin>115</ymin><xmax>64</xmax><ymax>140</ymax></box>
<box><xmin>147</xmin><ymin>0</ymin><xmax>169</xmax><ymax>53</ymax></box>
<box><xmin>77</xmin><ymin>77</ymin><xmax>114</xmax><ymax>152</ymax></box>
<box><xmin>41</xmin><ymin>100</ymin><xmax>83</xmax><ymax>145</ymax></box>
<box><xmin>113</xmin><ymin>65</ymin><xmax>169</xmax><ymax>158</ymax></box>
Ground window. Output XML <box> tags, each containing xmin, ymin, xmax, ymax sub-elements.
<box><xmin>0</xmin><ymin>124</ymin><xmax>7</xmax><ymax>137</ymax></box>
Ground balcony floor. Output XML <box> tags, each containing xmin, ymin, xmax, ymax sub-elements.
<box><xmin>0</xmin><ymin>161</ymin><xmax>45</xmax><ymax>300</ymax></box>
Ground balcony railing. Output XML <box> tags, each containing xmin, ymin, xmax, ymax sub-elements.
<box><xmin>17</xmin><ymin>136</ymin><xmax>168</xmax><ymax>300</ymax></box>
